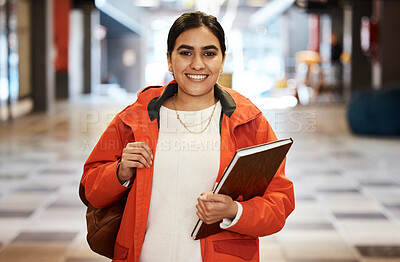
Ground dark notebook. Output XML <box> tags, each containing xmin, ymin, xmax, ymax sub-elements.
<box><xmin>191</xmin><ymin>138</ymin><xmax>293</xmax><ymax>240</ymax></box>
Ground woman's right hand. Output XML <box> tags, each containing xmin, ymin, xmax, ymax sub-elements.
<box><xmin>118</xmin><ymin>142</ymin><xmax>153</xmax><ymax>183</ymax></box>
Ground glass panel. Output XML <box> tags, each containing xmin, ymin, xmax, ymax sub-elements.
<box><xmin>8</xmin><ymin>0</ymin><xmax>19</xmax><ymax>108</ymax></box>
<box><xmin>0</xmin><ymin>0</ymin><xmax>9</xmax><ymax>120</ymax></box>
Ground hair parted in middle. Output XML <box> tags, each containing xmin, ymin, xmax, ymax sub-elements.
<box><xmin>167</xmin><ymin>11</ymin><xmax>226</xmax><ymax>57</ymax></box>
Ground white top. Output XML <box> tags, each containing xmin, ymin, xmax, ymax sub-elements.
<box><xmin>139</xmin><ymin>101</ymin><xmax>242</xmax><ymax>262</ymax></box>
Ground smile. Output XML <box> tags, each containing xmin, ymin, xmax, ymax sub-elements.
<box><xmin>186</xmin><ymin>74</ymin><xmax>208</xmax><ymax>80</ymax></box>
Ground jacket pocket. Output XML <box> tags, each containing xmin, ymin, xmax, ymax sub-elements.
<box><xmin>213</xmin><ymin>238</ymin><xmax>258</xmax><ymax>261</ymax></box>
<box><xmin>113</xmin><ymin>241</ymin><xmax>129</xmax><ymax>260</ymax></box>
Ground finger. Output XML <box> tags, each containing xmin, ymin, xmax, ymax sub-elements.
<box><xmin>120</xmin><ymin>158</ymin><xmax>146</xmax><ymax>169</ymax></box>
<box><xmin>197</xmin><ymin>198</ymin><xmax>215</xmax><ymax>220</ymax></box>
<box><xmin>123</xmin><ymin>148</ymin><xmax>153</xmax><ymax>165</ymax></box>
<box><xmin>200</xmin><ymin>194</ymin><xmax>228</xmax><ymax>203</ymax></box>
<box><xmin>122</xmin><ymin>154</ymin><xmax>149</xmax><ymax>168</ymax></box>
<box><xmin>122</xmin><ymin>153</ymin><xmax>151</xmax><ymax>168</ymax></box>
<box><xmin>196</xmin><ymin>211</ymin><xmax>207</xmax><ymax>223</ymax></box>
<box><xmin>195</xmin><ymin>202</ymin><xmax>204</xmax><ymax>214</ymax></box>
<box><xmin>196</xmin><ymin>204</ymin><xmax>207</xmax><ymax>223</ymax></box>
<box><xmin>127</xmin><ymin>142</ymin><xmax>153</xmax><ymax>159</ymax></box>
<box><xmin>199</xmin><ymin>192</ymin><xmax>214</xmax><ymax>202</ymax></box>
<box><xmin>196</xmin><ymin>205</ymin><xmax>213</xmax><ymax>224</ymax></box>
<box><xmin>201</xmin><ymin>191</ymin><xmax>213</xmax><ymax>195</ymax></box>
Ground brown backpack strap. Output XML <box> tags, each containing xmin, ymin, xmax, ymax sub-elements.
<box><xmin>79</xmin><ymin>183</ymin><xmax>89</xmax><ymax>206</ymax></box>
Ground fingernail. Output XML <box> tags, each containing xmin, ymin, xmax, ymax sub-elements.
<box><xmin>200</xmin><ymin>195</ymin><xmax>207</xmax><ymax>200</ymax></box>
<box><xmin>150</xmin><ymin>160</ymin><xmax>153</xmax><ymax>165</ymax></box>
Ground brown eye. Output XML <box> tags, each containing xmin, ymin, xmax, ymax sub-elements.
<box><xmin>204</xmin><ymin>52</ymin><xmax>216</xmax><ymax>57</ymax></box>
<box><xmin>179</xmin><ymin>51</ymin><xmax>192</xmax><ymax>56</ymax></box>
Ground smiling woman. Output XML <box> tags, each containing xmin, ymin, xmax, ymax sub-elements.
<box><xmin>80</xmin><ymin>11</ymin><xmax>294</xmax><ymax>262</ymax></box>
<box><xmin>165</xmin><ymin>26</ymin><xmax>225</xmax><ymax>110</ymax></box>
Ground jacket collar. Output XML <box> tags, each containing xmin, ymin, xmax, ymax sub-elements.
<box><xmin>147</xmin><ymin>81</ymin><xmax>236</xmax><ymax>122</ymax></box>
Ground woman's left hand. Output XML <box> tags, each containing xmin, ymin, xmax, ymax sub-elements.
<box><xmin>196</xmin><ymin>192</ymin><xmax>238</xmax><ymax>224</ymax></box>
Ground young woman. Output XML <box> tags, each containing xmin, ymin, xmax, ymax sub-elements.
<box><xmin>81</xmin><ymin>11</ymin><xmax>295</xmax><ymax>262</ymax></box>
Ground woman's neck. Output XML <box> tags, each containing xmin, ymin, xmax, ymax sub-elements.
<box><xmin>165</xmin><ymin>89</ymin><xmax>217</xmax><ymax>111</ymax></box>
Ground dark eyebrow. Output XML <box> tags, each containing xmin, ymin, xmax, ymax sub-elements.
<box><xmin>202</xmin><ymin>45</ymin><xmax>219</xmax><ymax>51</ymax></box>
<box><xmin>176</xmin><ymin>44</ymin><xmax>219</xmax><ymax>51</ymax></box>
<box><xmin>177</xmin><ymin>45</ymin><xmax>194</xmax><ymax>50</ymax></box>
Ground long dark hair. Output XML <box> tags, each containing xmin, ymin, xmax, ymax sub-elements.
<box><xmin>167</xmin><ymin>11</ymin><xmax>226</xmax><ymax>57</ymax></box>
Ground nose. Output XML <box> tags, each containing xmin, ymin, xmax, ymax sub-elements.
<box><xmin>191</xmin><ymin>54</ymin><xmax>205</xmax><ymax>70</ymax></box>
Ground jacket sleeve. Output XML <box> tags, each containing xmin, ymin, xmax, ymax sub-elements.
<box><xmin>80</xmin><ymin>114</ymin><xmax>132</xmax><ymax>209</ymax></box>
<box><xmin>228</xmin><ymin>115</ymin><xmax>295</xmax><ymax>237</ymax></box>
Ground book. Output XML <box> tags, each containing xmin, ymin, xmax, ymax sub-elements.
<box><xmin>191</xmin><ymin>138</ymin><xmax>293</xmax><ymax>240</ymax></box>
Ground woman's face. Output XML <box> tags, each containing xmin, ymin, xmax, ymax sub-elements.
<box><xmin>167</xmin><ymin>26</ymin><xmax>225</xmax><ymax>98</ymax></box>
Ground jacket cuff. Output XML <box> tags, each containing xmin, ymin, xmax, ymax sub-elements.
<box><xmin>220</xmin><ymin>201</ymin><xmax>243</xmax><ymax>229</ymax></box>
<box><xmin>104</xmin><ymin>161</ymin><xmax>129</xmax><ymax>193</ymax></box>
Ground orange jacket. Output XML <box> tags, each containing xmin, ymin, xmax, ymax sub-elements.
<box><xmin>81</xmin><ymin>81</ymin><xmax>295</xmax><ymax>261</ymax></box>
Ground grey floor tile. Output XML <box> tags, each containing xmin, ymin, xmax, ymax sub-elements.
<box><xmin>295</xmin><ymin>195</ymin><xmax>316</xmax><ymax>201</ymax></box>
<box><xmin>0</xmin><ymin>210</ymin><xmax>34</xmax><ymax>218</ymax></box>
<box><xmin>39</xmin><ymin>168</ymin><xmax>78</xmax><ymax>176</ymax></box>
<box><xmin>0</xmin><ymin>172</ymin><xmax>28</xmax><ymax>180</ymax></box>
<box><xmin>304</xmin><ymin>169</ymin><xmax>344</xmax><ymax>176</ymax></box>
<box><xmin>318</xmin><ymin>188</ymin><xmax>360</xmax><ymax>194</ymax></box>
<box><xmin>16</xmin><ymin>186</ymin><xmax>59</xmax><ymax>193</ymax></box>
<box><xmin>48</xmin><ymin>202</ymin><xmax>84</xmax><ymax>209</ymax></box>
<box><xmin>333</xmin><ymin>213</ymin><xmax>387</xmax><ymax>220</ymax></box>
<box><xmin>330</xmin><ymin>150</ymin><xmax>366</xmax><ymax>159</ymax></box>
<box><xmin>383</xmin><ymin>204</ymin><xmax>400</xmax><ymax>209</ymax></box>
<box><xmin>356</xmin><ymin>246</ymin><xmax>400</xmax><ymax>258</ymax></box>
<box><xmin>360</xmin><ymin>181</ymin><xmax>399</xmax><ymax>187</ymax></box>
<box><xmin>284</xmin><ymin>222</ymin><xmax>335</xmax><ymax>230</ymax></box>
<box><xmin>12</xmin><ymin>232</ymin><xmax>78</xmax><ymax>243</ymax></box>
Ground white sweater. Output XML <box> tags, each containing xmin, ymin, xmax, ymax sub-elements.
<box><xmin>140</xmin><ymin>102</ymin><xmax>222</xmax><ymax>262</ymax></box>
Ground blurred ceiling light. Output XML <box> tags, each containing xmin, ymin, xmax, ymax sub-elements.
<box><xmin>133</xmin><ymin>0</ymin><xmax>160</xmax><ymax>7</ymax></box>
<box><xmin>93</xmin><ymin>25</ymin><xmax>107</xmax><ymax>40</ymax></box>
<box><xmin>360</xmin><ymin>16</ymin><xmax>370</xmax><ymax>53</ymax></box>
<box><xmin>256</xmin><ymin>25</ymin><xmax>267</xmax><ymax>35</ymax></box>
<box><xmin>183</xmin><ymin>0</ymin><xmax>195</xmax><ymax>9</ymax></box>
<box><xmin>246</xmin><ymin>0</ymin><xmax>269</xmax><ymax>7</ymax></box>
<box><xmin>123</xmin><ymin>49</ymin><xmax>137</xmax><ymax>67</ymax></box>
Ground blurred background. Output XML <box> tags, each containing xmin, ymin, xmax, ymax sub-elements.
<box><xmin>0</xmin><ymin>0</ymin><xmax>399</xmax><ymax>261</ymax></box>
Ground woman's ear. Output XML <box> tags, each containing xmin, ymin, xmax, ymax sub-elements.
<box><xmin>220</xmin><ymin>55</ymin><xmax>226</xmax><ymax>73</ymax></box>
<box><xmin>166</xmin><ymin>52</ymin><xmax>173</xmax><ymax>72</ymax></box>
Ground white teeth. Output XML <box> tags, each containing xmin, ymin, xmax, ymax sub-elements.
<box><xmin>186</xmin><ymin>74</ymin><xmax>207</xmax><ymax>80</ymax></box>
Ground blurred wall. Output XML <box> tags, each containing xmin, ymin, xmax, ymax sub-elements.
<box><xmin>287</xmin><ymin>7</ymin><xmax>309</xmax><ymax>60</ymax></box>
<box><xmin>380</xmin><ymin>1</ymin><xmax>400</xmax><ymax>87</ymax></box>
<box><xmin>17</xmin><ymin>0</ymin><xmax>31</xmax><ymax>100</ymax></box>
<box><xmin>106</xmin><ymin>36</ymin><xmax>144</xmax><ymax>93</ymax></box>
<box><xmin>350</xmin><ymin>1</ymin><xmax>372</xmax><ymax>92</ymax></box>
<box><xmin>284</xmin><ymin>6</ymin><xmax>309</xmax><ymax>76</ymax></box>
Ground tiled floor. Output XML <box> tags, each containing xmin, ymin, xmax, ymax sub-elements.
<box><xmin>0</xmin><ymin>94</ymin><xmax>400</xmax><ymax>262</ymax></box>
